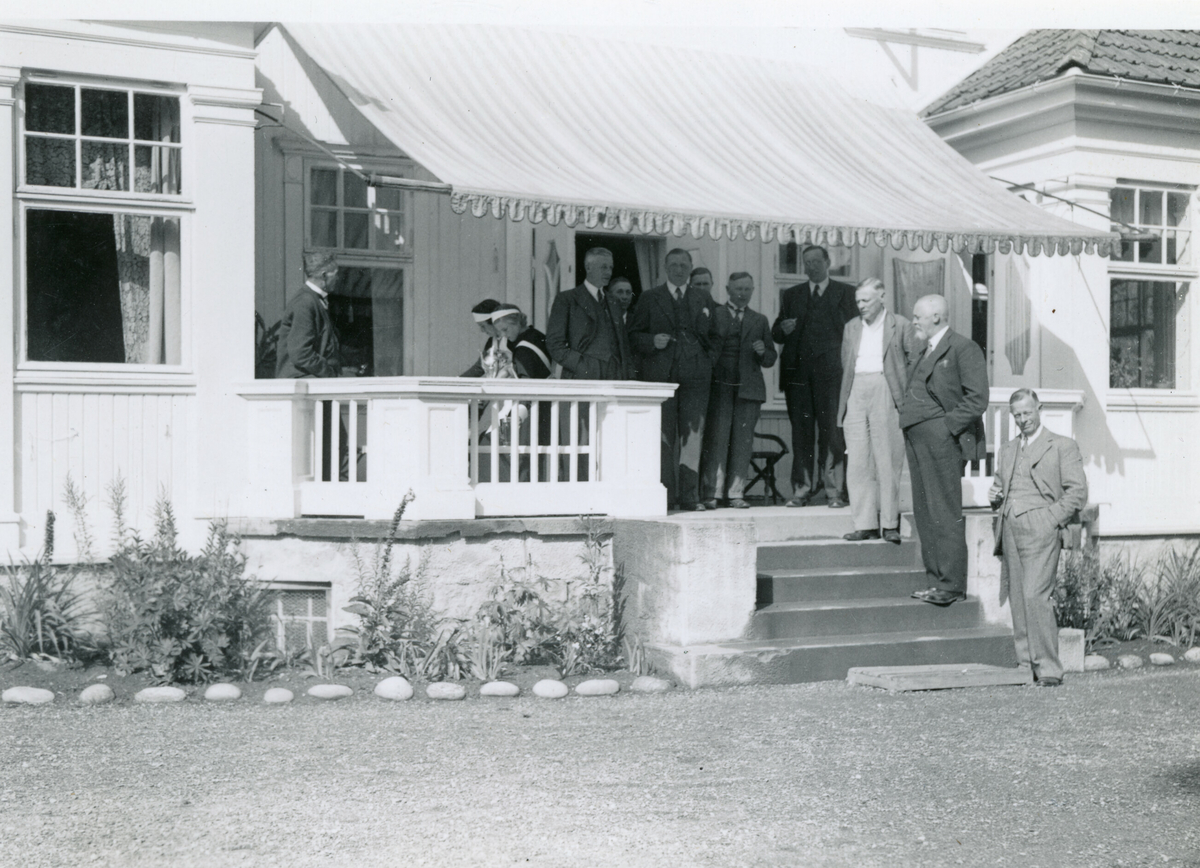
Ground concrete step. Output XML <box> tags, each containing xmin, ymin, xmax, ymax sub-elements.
<box><xmin>758</xmin><ymin>566</ymin><xmax>929</xmax><ymax>605</ymax></box>
<box><xmin>847</xmin><ymin>663</ymin><xmax>1032</xmax><ymax>692</ymax></box>
<box><xmin>650</xmin><ymin>626</ymin><xmax>1018</xmax><ymax>686</ymax></box>
<box><xmin>757</xmin><ymin>538</ymin><xmax>922</xmax><ymax>572</ymax></box>
<box><xmin>752</xmin><ymin>595</ymin><xmax>984</xmax><ymax>639</ymax></box>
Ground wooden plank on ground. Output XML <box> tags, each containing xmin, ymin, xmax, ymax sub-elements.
<box><xmin>847</xmin><ymin>663</ymin><xmax>1032</xmax><ymax>692</ymax></box>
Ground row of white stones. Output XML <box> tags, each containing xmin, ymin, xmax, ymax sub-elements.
<box><xmin>1084</xmin><ymin>646</ymin><xmax>1200</xmax><ymax>671</ymax></box>
<box><xmin>0</xmin><ymin>675</ymin><xmax>675</xmax><ymax>706</ymax></box>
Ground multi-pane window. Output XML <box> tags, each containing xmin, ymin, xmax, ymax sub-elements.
<box><xmin>25</xmin><ymin>83</ymin><xmax>181</xmax><ymax>194</ymax></box>
<box><xmin>21</xmin><ymin>80</ymin><xmax>185</xmax><ymax>366</ymax></box>
<box><xmin>1110</xmin><ymin>280</ymin><xmax>1178</xmax><ymax>389</ymax></box>
<box><xmin>308</xmin><ymin>167</ymin><xmax>405</xmax><ymax>254</ymax></box>
<box><xmin>1110</xmin><ymin>186</ymin><xmax>1191</xmax><ymax>266</ymax></box>
<box><xmin>270</xmin><ymin>587</ymin><xmax>330</xmax><ymax>653</ymax></box>
<box><xmin>777</xmin><ymin>241</ymin><xmax>851</xmax><ymax>277</ymax></box>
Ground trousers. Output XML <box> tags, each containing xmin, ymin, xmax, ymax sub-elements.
<box><xmin>699</xmin><ymin>383</ymin><xmax>761</xmax><ymax>502</ymax></box>
<box><xmin>904</xmin><ymin>416</ymin><xmax>967</xmax><ymax>594</ymax></box>
<box><xmin>1001</xmin><ymin>506</ymin><xmax>1064</xmax><ymax>681</ymax></box>
<box><xmin>843</xmin><ymin>373</ymin><xmax>904</xmax><ymax>531</ymax></box>
<box><xmin>785</xmin><ymin>364</ymin><xmax>845</xmax><ymax>502</ymax></box>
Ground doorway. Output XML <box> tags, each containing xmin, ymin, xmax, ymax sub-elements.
<box><xmin>574</xmin><ymin>233</ymin><xmax>660</xmax><ymax>302</ymax></box>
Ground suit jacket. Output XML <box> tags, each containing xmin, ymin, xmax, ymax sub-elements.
<box><xmin>545</xmin><ymin>284</ymin><xmax>632</xmax><ymax>379</ymax></box>
<box><xmin>711</xmin><ymin>305</ymin><xmax>778</xmax><ymax>404</ymax></box>
<box><xmin>904</xmin><ymin>329</ymin><xmax>989</xmax><ymax>462</ymax></box>
<box><xmin>771</xmin><ymin>279</ymin><xmax>857</xmax><ymax>386</ymax></box>
<box><xmin>276</xmin><ymin>288</ymin><xmax>341</xmax><ymax>378</ymax></box>
<box><xmin>629</xmin><ymin>283</ymin><xmax>720</xmax><ymax>384</ymax></box>
<box><xmin>837</xmin><ymin>312</ymin><xmax>923</xmax><ymax>425</ymax></box>
<box><xmin>991</xmin><ymin>429</ymin><xmax>1089</xmax><ymax>558</ymax></box>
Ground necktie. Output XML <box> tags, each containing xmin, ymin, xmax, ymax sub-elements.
<box><xmin>674</xmin><ymin>286</ymin><xmax>683</xmax><ymax>302</ymax></box>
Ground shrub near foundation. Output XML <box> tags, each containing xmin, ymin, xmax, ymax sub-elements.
<box><xmin>103</xmin><ymin>491</ymin><xmax>274</xmax><ymax>685</ymax></box>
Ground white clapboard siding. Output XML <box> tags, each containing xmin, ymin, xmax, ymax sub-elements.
<box><xmin>18</xmin><ymin>390</ymin><xmax>191</xmax><ymax>560</ymax></box>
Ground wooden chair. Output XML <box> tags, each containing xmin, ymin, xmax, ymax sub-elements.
<box><xmin>746</xmin><ymin>431</ymin><xmax>788</xmax><ymax>505</ymax></box>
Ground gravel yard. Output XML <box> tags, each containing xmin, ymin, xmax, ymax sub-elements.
<box><xmin>2</xmin><ymin>664</ymin><xmax>1199</xmax><ymax>868</ymax></box>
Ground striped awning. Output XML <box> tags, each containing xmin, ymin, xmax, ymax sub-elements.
<box><xmin>282</xmin><ymin>23</ymin><xmax>1117</xmax><ymax>257</ymax></box>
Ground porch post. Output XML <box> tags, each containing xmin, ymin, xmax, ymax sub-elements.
<box><xmin>0</xmin><ymin>68</ymin><xmax>23</xmax><ymax>551</ymax></box>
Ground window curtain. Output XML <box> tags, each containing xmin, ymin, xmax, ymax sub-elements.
<box><xmin>633</xmin><ymin>238</ymin><xmax>658</xmax><ymax>293</ymax></box>
<box><xmin>370</xmin><ymin>269</ymin><xmax>404</xmax><ymax>376</ymax></box>
<box><xmin>113</xmin><ymin>215</ymin><xmax>181</xmax><ymax>364</ymax></box>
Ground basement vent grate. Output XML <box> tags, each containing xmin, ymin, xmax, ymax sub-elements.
<box><xmin>270</xmin><ymin>587</ymin><xmax>330</xmax><ymax>652</ymax></box>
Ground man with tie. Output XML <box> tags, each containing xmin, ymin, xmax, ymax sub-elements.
<box><xmin>629</xmin><ymin>251</ymin><xmax>720</xmax><ymax>511</ymax></box>
<box><xmin>546</xmin><ymin>247</ymin><xmax>632</xmax><ymax>480</ymax></box>
<box><xmin>771</xmin><ymin>245</ymin><xmax>857</xmax><ymax>508</ymax></box>
<box><xmin>546</xmin><ymin>246</ymin><xmax>631</xmax><ymax>381</ymax></box>
<box><xmin>989</xmin><ymin>389</ymin><xmax>1088</xmax><ymax>686</ymax></box>
<box><xmin>837</xmin><ymin>278</ymin><xmax>923</xmax><ymax>543</ymax></box>
<box><xmin>609</xmin><ymin>277</ymin><xmax>635</xmax><ymax>326</ymax></box>
<box><xmin>900</xmin><ymin>294</ymin><xmax>989</xmax><ymax>606</ymax></box>
<box><xmin>699</xmin><ymin>272</ymin><xmax>777</xmax><ymax>509</ymax></box>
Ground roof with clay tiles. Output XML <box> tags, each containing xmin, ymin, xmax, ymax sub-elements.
<box><xmin>924</xmin><ymin>30</ymin><xmax>1200</xmax><ymax>116</ymax></box>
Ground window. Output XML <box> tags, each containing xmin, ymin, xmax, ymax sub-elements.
<box><xmin>21</xmin><ymin>80</ymin><xmax>185</xmax><ymax>366</ymax></box>
<box><xmin>1110</xmin><ymin>280</ymin><xmax>1178</xmax><ymax>389</ymax></box>
<box><xmin>329</xmin><ymin>266</ymin><xmax>405</xmax><ymax>376</ymax></box>
<box><xmin>25</xmin><ymin>83</ymin><xmax>181</xmax><ymax>194</ymax></box>
<box><xmin>270</xmin><ymin>587</ymin><xmax>330</xmax><ymax>653</ymax></box>
<box><xmin>1110</xmin><ymin>186</ymin><xmax>1191</xmax><ymax>266</ymax></box>
<box><xmin>308</xmin><ymin>166</ymin><xmax>406</xmax><ymax>254</ymax></box>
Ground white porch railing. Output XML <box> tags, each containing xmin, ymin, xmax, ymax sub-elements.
<box><xmin>961</xmin><ymin>387</ymin><xmax>1085</xmax><ymax>507</ymax></box>
<box><xmin>237</xmin><ymin>378</ymin><xmax>675</xmax><ymax>521</ymax></box>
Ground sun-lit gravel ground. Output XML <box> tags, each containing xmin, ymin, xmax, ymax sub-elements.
<box><xmin>2</xmin><ymin>665</ymin><xmax>1199</xmax><ymax>868</ymax></box>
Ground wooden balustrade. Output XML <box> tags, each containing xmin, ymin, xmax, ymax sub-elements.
<box><xmin>237</xmin><ymin>378</ymin><xmax>674</xmax><ymax>521</ymax></box>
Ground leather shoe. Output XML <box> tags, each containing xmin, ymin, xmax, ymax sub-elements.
<box><xmin>785</xmin><ymin>496</ymin><xmax>810</xmax><ymax>508</ymax></box>
<box><xmin>1035</xmin><ymin>676</ymin><xmax>1062</xmax><ymax>687</ymax></box>
<box><xmin>827</xmin><ymin>499</ymin><xmax>847</xmax><ymax>509</ymax></box>
<box><xmin>701</xmin><ymin>500</ymin><xmax>719</xmax><ymax>511</ymax></box>
<box><xmin>911</xmin><ymin>587</ymin><xmax>938</xmax><ymax>600</ymax></box>
<box><xmin>730</xmin><ymin>498</ymin><xmax>750</xmax><ymax>509</ymax></box>
<box><xmin>882</xmin><ymin>528</ymin><xmax>902</xmax><ymax>544</ymax></box>
<box><xmin>919</xmin><ymin>589</ymin><xmax>967</xmax><ymax>607</ymax></box>
<box><xmin>843</xmin><ymin>529</ymin><xmax>880</xmax><ymax>541</ymax></box>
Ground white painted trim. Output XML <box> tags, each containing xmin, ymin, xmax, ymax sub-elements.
<box><xmin>1106</xmin><ymin>390</ymin><xmax>1200</xmax><ymax>412</ymax></box>
<box><xmin>16</xmin><ymin>189</ymin><xmax>196</xmax><ymax>211</ymax></box>
<box><xmin>0</xmin><ymin>23</ymin><xmax>258</xmax><ymax>60</ymax></box>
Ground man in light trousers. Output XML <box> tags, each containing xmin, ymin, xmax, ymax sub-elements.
<box><xmin>837</xmin><ymin>278</ymin><xmax>923</xmax><ymax>543</ymax></box>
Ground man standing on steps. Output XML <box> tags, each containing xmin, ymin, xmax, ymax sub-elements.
<box><xmin>837</xmin><ymin>278</ymin><xmax>923</xmax><ymax>544</ymax></box>
<box><xmin>772</xmin><ymin>245</ymin><xmax>857</xmax><ymax>509</ymax></box>
<box><xmin>900</xmin><ymin>294</ymin><xmax>989</xmax><ymax>607</ymax></box>
<box><xmin>989</xmin><ymin>389</ymin><xmax>1088</xmax><ymax>687</ymax></box>
<box><xmin>629</xmin><ymin>251</ymin><xmax>720</xmax><ymax>511</ymax></box>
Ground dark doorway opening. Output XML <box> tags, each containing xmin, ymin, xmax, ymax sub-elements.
<box><xmin>575</xmin><ymin>234</ymin><xmax>645</xmax><ymax>301</ymax></box>
<box><xmin>970</xmin><ymin>253</ymin><xmax>989</xmax><ymax>358</ymax></box>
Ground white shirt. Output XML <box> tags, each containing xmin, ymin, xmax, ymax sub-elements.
<box><xmin>667</xmin><ymin>281</ymin><xmax>686</xmax><ymax>300</ymax></box>
<box><xmin>1021</xmin><ymin>424</ymin><xmax>1044</xmax><ymax>448</ymax></box>
<box><xmin>584</xmin><ymin>280</ymin><xmax>604</xmax><ymax>302</ymax></box>
<box><xmin>854</xmin><ymin>312</ymin><xmax>886</xmax><ymax>374</ymax></box>
<box><xmin>305</xmin><ymin>280</ymin><xmax>329</xmax><ymax>307</ymax></box>
<box><xmin>809</xmin><ymin>278</ymin><xmax>829</xmax><ymax>296</ymax></box>
<box><xmin>926</xmin><ymin>325</ymin><xmax>950</xmax><ymax>353</ymax></box>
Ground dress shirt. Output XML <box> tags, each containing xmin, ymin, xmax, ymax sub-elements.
<box><xmin>854</xmin><ymin>311</ymin><xmax>886</xmax><ymax>374</ymax></box>
<box><xmin>668</xmin><ymin>281</ymin><xmax>686</xmax><ymax>301</ymax></box>
<box><xmin>810</xmin><ymin>278</ymin><xmax>829</xmax><ymax>297</ymax></box>
<box><xmin>727</xmin><ymin>302</ymin><xmax>745</xmax><ymax>322</ymax></box>
<box><xmin>925</xmin><ymin>325</ymin><xmax>949</xmax><ymax>354</ymax></box>
<box><xmin>584</xmin><ymin>280</ymin><xmax>604</xmax><ymax>302</ymax></box>
<box><xmin>1020</xmin><ymin>425</ymin><xmax>1043</xmax><ymax>448</ymax></box>
<box><xmin>305</xmin><ymin>280</ymin><xmax>330</xmax><ymax>307</ymax></box>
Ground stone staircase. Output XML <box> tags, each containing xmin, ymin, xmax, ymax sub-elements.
<box><xmin>659</xmin><ymin>518</ymin><xmax>1016</xmax><ymax>686</ymax></box>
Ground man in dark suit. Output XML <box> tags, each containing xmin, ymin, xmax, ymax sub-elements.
<box><xmin>771</xmin><ymin>245</ymin><xmax>857</xmax><ymax>508</ymax></box>
<box><xmin>276</xmin><ymin>251</ymin><xmax>341</xmax><ymax>379</ymax></box>
<box><xmin>989</xmin><ymin>389</ymin><xmax>1088</xmax><ymax>686</ymax></box>
<box><xmin>546</xmin><ymin>247</ymin><xmax>631</xmax><ymax>381</ymax></box>
<box><xmin>546</xmin><ymin>247</ymin><xmax>631</xmax><ymax>480</ymax></box>
<box><xmin>837</xmin><ymin>278</ymin><xmax>924</xmax><ymax>543</ymax></box>
<box><xmin>629</xmin><ymin>250</ymin><xmax>720</xmax><ymax>511</ymax></box>
<box><xmin>699</xmin><ymin>272</ymin><xmax>777</xmax><ymax>509</ymax></box>
<box><xmin>900</xmin><ymin>294</ymin><xmax>989</xmax><ymax>607</ymax></box>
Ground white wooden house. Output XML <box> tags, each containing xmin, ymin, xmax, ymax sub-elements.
<box><xmin>0</xmin><ymin>20</ymin><xmax>1141</xmax><ymax>681</ymax></box>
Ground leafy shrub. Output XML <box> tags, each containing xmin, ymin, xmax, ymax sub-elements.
<box><xmin>334</xmin><ymin>493</ymin><xmax>469</xmax><ymax>681</ymax></box>
<box><xmin>0</xmin><ymin>511</ymin><xmax>95</xmax><ymax>662</ymax></box>
<box><xmin>1139</xmin><ymin>544</ymin><xmax>1200</xmax><ymax>647</ymax></box>
<box><xmin>103</xmin><ymin>497</ymin><xmax>274</xmax><ymax>683</ymax></box>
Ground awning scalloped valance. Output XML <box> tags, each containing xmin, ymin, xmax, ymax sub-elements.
<box><xmin>448</xmin><ymin>191</ymin><xmax>1117</xmax><ymax>257</ymax></box>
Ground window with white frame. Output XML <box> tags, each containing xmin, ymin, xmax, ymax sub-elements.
<box><xmin>21</xmin><ymin>80</ymin><xmax>185</xmax><ymax>365</ymax></box>
<box><xmin>1108</xmin><ymin>184</ymin><xmax>1194</xmax><ymax>390</ymax></box>
<box><xmin>303</xmin><ymin>164</ymin><xmax>408</xmax><ymax>376</ymax></box>
<box><xmin>777</xmin><ymin>241</ymin><xmax>851</xmax><ymax>278</ymax></box>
